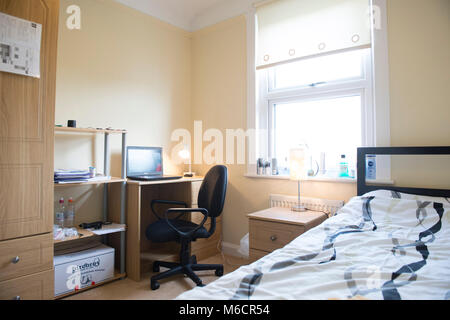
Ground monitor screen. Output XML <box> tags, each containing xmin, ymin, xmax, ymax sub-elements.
<box><xmin>127</xmin><ymin>147</ymin><xmax>163</xmax><ymax>176</ymax></box>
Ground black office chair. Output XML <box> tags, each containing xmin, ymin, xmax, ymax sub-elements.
<box><xmin>145</xmin><ymin>165</ymin><xmax>228</xmax><ymax>290</ymax></box>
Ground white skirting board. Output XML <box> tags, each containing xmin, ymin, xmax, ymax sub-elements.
<box><xmin>221</xmin><ymin>241</ymin><xmax>248</xmax><ymax>258</ymax></box>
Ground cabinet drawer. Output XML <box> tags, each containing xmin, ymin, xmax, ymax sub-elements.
<box><xmin>0</xmin><ymin>270</ymin><xmax>54</xmax><ymax>300</ymax></box>
<box><xmin>249</xmin><ymin>220</ymin><xmax>304</xmax><ymax>252</ymax></box>
<box><xmin>0</xmin><ymin>233</ymin><xmax>53</xmax><ymax>282</ymax></box>
<box><xmin>250</xmin><ymin>248</ymin><xmax>269</xmax><ymax>262</ymax></box>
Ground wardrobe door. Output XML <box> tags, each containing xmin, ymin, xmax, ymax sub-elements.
<box><xmin>0</xmin><ymin>0</ymin><xmax>59</xmax><ymax>240</ymax></box>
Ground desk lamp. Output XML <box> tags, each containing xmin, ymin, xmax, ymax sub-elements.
<box><xmin>179</xmin><ymin>146</ymin><xmax>194</xmax><ymax>177</ymax></box>
<box><xmin>290</xmin><ymin>147</ymin><xmax>307</xmax><ymax>212</ymax></box>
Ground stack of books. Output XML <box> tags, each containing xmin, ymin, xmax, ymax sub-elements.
<box><xmin>54</xmin><ymin>170</ymin><xmax>90</xmax><ymax>184</ymax></box>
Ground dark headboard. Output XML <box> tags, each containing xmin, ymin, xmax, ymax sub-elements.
<box><xmin>357</xmin><ymin>146</ymin><xmax>450</xmax><ymax>197</ymax></box>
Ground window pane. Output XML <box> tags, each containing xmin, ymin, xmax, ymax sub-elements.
<box><xmin>273</xmin><ymin>49</ymin><xmax>365</xmax><ymax>90</ymax></box>
<box><xmin>273</xmin><ymin>95</ymin><xmax>361</xmax><ymax>175</ymax></box>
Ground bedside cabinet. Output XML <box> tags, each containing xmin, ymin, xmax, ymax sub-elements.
<box><xmin>247</xmin><ymin>207</ymin><xmax>328</xmax><ymax>261</ymax></box>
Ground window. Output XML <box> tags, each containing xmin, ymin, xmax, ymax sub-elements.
<box><xmin>259</xmin><ymin>48</ymin><xmax>373</xmax><ymax>177</ymax></box>
<box><xmin>247</xmin><ymin>0</ymin><xmax>391</xmax><ymax>181</ymax></box>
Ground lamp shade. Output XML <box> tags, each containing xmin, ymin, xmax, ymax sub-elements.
<box><xmin>178</xmin><ymin>149</ymin><xmax>190</xmax><ymax>160</ymax></box>
<box><xmin>290</xmin><ymin>147</ymin><xmax>307</xmax><ymax>181</ymax></box>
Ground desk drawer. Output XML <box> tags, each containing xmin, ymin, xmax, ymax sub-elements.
<box><xmin>0</xmin><ymin>233</ymin><xmax>53</xmax><ymax>282</ymax></box>
<box><xmin>0</xmin><ymin>270</ymin><xmax>53</xmax><ymax>300</ymax></box>
<box><xmin>249</xmin><ymin>220</ymin><xmax>304</xmax><ymax>252</ymax></box>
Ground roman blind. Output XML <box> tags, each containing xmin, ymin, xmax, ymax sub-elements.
<box><xmin>256</xmin><ymin>0</ymin><xmax>372</xmax><ymax>69</ymax></box>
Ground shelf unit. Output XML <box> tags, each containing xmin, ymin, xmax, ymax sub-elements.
<box><xmin>53</xmin><ymin>127</ymin><xmax>127</xmax><ymax>299</ymax></box>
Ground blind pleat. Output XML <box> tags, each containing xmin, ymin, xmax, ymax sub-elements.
<box><xmin>256</xmin><ymin>0</ymin><xmax>372</xmax><ymax>70</ymax></box>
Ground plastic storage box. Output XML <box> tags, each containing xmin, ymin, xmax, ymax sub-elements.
<box><xmin>54</xmin><ymin>243</ymin><xmax>114</xmax><ymax>296</ymax></box>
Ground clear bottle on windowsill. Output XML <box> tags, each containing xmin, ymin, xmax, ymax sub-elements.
<box><xmin>339</xmin><ymin>154</ymin><xmax>349</xmax><ymax>178</ymax></box>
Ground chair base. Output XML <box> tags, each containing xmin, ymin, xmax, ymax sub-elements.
<box><xmin>151</xmin><ymin>256</ymin><xmax>224</xmax><ymax>290</ymax></box>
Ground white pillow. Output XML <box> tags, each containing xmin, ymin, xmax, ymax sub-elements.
<box><xmin>363</xmin><ymin>189</ymin><xmax>450</xmax><ymax>205</ymax></box>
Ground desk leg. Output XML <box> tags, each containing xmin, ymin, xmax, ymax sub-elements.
<box><xmin>126</xmin><ymin>184</ymin><xmax>141</xmax><ymax>281</ymax></box>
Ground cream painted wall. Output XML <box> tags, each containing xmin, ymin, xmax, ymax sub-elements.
<box><xmin>191</xmin><ymin>1</ymin><xmax>450</xmax><ymax>247</ymax></box>
<box><xmin>55</xmin><ymin>0</ymin><xmax>191</xmax><ymax>223</ymax></box>
<box><xmin>387</xmin><ymin>0</ymin><xmax>450</xmax><ymax>190</ymax></box>
<box><xmin>388</xmin><ymin>0</ymin><xmax>450</xmax><ymax>147</ymax></box>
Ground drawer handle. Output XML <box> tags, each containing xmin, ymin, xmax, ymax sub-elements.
<box><xmin>270</xmin><ymin>235</ymin><xmax>277</xmax><ymax>242</ymax></box>
<box><xmin>12</xmin><ymin>256</ymin><xmax>20</xmax><ymax>264</ymax></box>
<box><xmin>13</xmin><ymin>296</ymin><xmax>21</xmax><ymax>300</ymax></box>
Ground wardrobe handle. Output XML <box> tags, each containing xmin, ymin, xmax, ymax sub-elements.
<box><xmin>12</xmin><ymin>256</ymin><xmax>20</xmax><ymax>264</ymax></box>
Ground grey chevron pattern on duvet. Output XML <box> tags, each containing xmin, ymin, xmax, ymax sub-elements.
<box><xmin>177</xmin><ymin>191</ymin><xmax>450</xmax><ymax>301</ymax></box>
<box><xmin>380</xmin><ymin>202</ymin><xmax>445</xmax><ymax>300</ymax></box>
<box><xmin>231</xmin><ymin>197</ymin><xmax>378</xmax><ymax>300</ymax></box>
<box><xmin>231</xmin><ymin>198</ymin><xmax>446</xmax><ymax>300</ymax></box>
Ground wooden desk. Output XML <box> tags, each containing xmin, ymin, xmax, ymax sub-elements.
<box><xmin>126</xmin><ymin>177</ymin><xmax>222</xmax><ymax>281</ymax></box>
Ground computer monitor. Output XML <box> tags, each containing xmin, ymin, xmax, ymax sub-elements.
<box><xmin>127</xmin><ymin>147</ymin><xmax>163</xmax><ymax>177</ymax></box>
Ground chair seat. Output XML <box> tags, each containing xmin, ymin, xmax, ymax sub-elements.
<box><xmin>146</xmin><ymin>219</ymin><xmax>209</xmax><ymax>243</ymax></box>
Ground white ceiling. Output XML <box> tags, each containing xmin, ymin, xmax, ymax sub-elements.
<box><xmin>114</xmin><ymin>0</ymin><xmax>254</xmax><ymax>31</ymax></box>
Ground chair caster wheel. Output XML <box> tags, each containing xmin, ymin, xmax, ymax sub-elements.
<box><xmin>151</xmin><ymin>280</ymin><xmax>160</xmax><ymax>290</ymax></box>
<box><xmin>153</xmin><ymin>264</ymin><xmax>160</xmax><ymax>273</ymax></box>
<box><xmin>215</xmin><ymin>267</ymin><xmax>224</xmax><ymax>277</ymax></box>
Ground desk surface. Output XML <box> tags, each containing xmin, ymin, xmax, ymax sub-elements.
<box><xmin>126</xmin><ymin>176</ymin><xmax>204</xmax><ymax>186</ymax></box>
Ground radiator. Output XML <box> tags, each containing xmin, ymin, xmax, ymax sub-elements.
<box><xmin>270</xmin><ymin>194</ymin><xmax>345</xmax><ymax>217</ymax></box>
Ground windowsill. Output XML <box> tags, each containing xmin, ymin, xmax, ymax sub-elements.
<box><xmin>244</xmin><ymin>173</ymin><xmax>357</xmax><ymax>184</ymax></box>
<box><xmin>244</xmin><ymin>173</ymin><xmax>395</xmax><ymax>185</ymax></box>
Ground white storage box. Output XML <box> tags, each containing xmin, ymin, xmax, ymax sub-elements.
<box><xmin>54</xmin><ymin>243</ymin><xmax>115</xmax><ymax>296</ymax></box>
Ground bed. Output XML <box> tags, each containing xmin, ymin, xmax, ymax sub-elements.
<box><xmin>176</xmin><ymin>147</ymin><xmax>450</xmax><ymax>300</ymax></box>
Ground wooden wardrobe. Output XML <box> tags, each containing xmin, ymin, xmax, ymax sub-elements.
<box><xmin>0</xmin><ymin>0</ymin><xmax>59</xmax><ymax>300</ymax></box>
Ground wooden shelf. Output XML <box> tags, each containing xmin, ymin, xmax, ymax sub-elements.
<box><xmin>55</xmin><ymin>126</ymin><xmax>127</xmax><ymax>134</ymax></box>
<box><xmin>54</xmin><ymin>224</ymin><xmax>126</xmax><ymax>245</ymax></box>
<box><xmin>54</xmin><ymin>177</ymin><xmax>126</xmax><ymax>187</ymax></box>
<box><xmin>54</xmin><ymin>270</ymin><xmax>126</xmax><ymax>300</ymax></box>
<box><xmin>53</xmin><ymin>228</ymin><xmax>95</xmax><ymax>244</ymax></box>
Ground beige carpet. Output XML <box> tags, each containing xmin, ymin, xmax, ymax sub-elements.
<box><xmin>64</xmin><ymin>254</ymin><xmax>249</xmax><ymax>300</ymax></box>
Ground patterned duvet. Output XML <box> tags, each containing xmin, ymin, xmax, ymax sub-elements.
<box><xmin>177</xmin><ymin>190</ymin><xmax>450</xmax><ymax>300</ymax></box>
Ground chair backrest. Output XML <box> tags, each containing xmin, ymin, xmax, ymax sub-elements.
<box><xmin>197</xmin><ymin>165</ymin><xmax>228</xmax><ymax>218</ymax></box>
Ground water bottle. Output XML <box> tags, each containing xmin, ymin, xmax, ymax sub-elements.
<box><xmin>65</xmin><ymin>197</ymin><xmax>75</xmax><ymax>228</ymax></box>
<box><xmin>339</xmin><ymin>154</ymin><xmax>349</xmax><ymax>177</ymax></box>
<box><xmin>55</xmin><ymin>198</ymin><xmax>65</xmax><ymax>228</ymax></box>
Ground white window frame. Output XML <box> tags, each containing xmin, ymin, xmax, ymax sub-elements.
<box><xmin>265</xmin><ymin>49</ymin><xmax>374</xmax><ymax>161</ymax></box>
<box><xmin>246</xmin><ymin>0</ymin><xmax>391</xmax><ymax>182</ymax></box>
